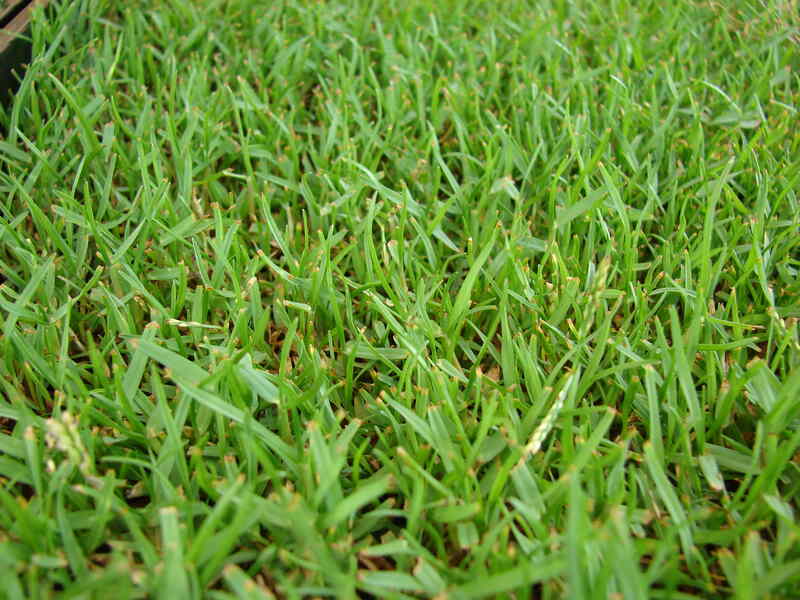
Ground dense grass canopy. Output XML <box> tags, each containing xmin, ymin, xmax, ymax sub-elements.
<box><xmin>0</xmin><ymin>0</ymin><xmax>799</xmax><ymax>597</ymax></box>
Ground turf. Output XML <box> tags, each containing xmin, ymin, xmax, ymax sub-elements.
<box><xmin>0</xmin><ymin>0</ymin><xmax>799</xmax><ymax>598</ymax></box>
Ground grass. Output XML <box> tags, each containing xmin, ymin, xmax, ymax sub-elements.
<box><xmin>0</xmin><ymin>0</ymin><xmax>799</xmax><ymax>597</ymax></box>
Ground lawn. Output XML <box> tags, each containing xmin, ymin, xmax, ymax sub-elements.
<box><xmin>1</xmin><ymin>0</ymin><xmax>799</xmax><ymax>598</ymax></box>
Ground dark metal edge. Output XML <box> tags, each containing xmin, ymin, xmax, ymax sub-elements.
<box><xmin>1</xmin><ymin>1</ymin><xmax>49</xmax><ymax>103</ymax></box>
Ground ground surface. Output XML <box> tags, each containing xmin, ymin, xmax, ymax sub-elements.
<box><xmin>1</xmin><ymin>1</ymin><xmax>799</xmax><ymax>598</ymax></box>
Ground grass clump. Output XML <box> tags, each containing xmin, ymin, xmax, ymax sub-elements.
<box><xmin>1</xmin><ymin>0</ymin><xmax>799</xmax><ymax>598</ymax></box>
